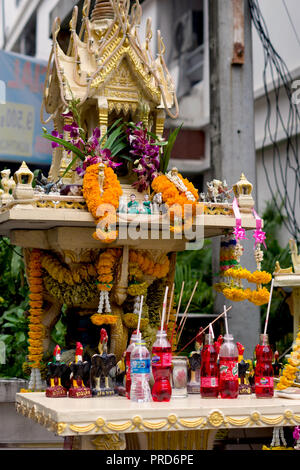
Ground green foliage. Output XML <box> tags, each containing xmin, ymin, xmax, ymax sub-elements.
<box><xmin>174</xmin><ymin>240</ymin><xmax>214</xmax><ymax>314</ymax></box>
<box><xmin>0</xmin><ymin>238</ymin><xmax>29</xmax><ymax>378</ymax></box>
<box><xmin>159</xmin><ymin>125</ymin><xmax>183</xmax><ymax>174</ymax></box>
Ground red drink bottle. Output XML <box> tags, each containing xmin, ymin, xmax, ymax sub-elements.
<box><xmin>200</xmin><ymin>333</ymin><xmax>219</xmax><ymax>398</ymax></box>
<box><xmin>151</xmin><ymin>330</ymin><xmax>172</xmax><ymax>402</ymax></box>
<box><xmin>125</xmin><ymin>330</ymin><xmax>141</xmax><ymax>399</ymax></box>
<box><xmin>255</xmin><ymin>334</ymin><xmax>274</xmax><ymax>398</ymax></box>
<box><xmin>219</xmin><ymin>334</ymin><xmax>239</xmax><ymax>399</ymax></box>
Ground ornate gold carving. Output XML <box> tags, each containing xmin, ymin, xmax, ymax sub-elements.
<box><xmin>69</xmin><ymin>423</ymin><xmax>96</xmax><ymax>433</ymax></box>
<box><xmin>106</xmin><ymin>421</ymin><xmax>132</xmax><ymax>432</ymax></box>
<box><xmin>92</xmin><ymin>434</ymin><xmax>126</xmax><ymax>451</ymax></box>
<box><xmin>208</xmin><ymin>411</ymin><xmax>224</xmax><ymax>427</ymax></box>
<box><xmin>225</xmin><ymin>416</ymin><xmax>251</xmax><ymax>427</ymax></box>
<box><xmin>56</xmin><ymin>422</ymin><xmax>67</xmax><ymax>435</ymax></box>
<box><xmin>179</xmin><ymin>417</ymin><xmax>206</xmax><ymax>429</ymax></box>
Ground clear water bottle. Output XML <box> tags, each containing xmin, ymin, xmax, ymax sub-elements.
<box><xmin>130</xmin><ymin>340</ymin><xmax>151</xmax><ymax>403</ymax></box>
<box><xmin>125</xmin><ymin>330</ymin><xmax>142</xmax><ymax>399</ymax></box>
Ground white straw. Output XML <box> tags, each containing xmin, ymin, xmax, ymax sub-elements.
<box><xmin>209</xmin><ymin>323</ymin><xmax>215</xmax><ymax>339</ymax></box>
<box><xmin>224</xmin><ymin>305</ymin><xmax>229</xmax><ymax>335</ymax></box>
<box><xmin>264</xmin><ymin>278</ymin><xmax>274</xmax><ymax>336</ymax></box>
<box><xmin>160</xmin><ymin>286</ymin><xmax>169</xmax><ymax>332</ymax></box>
<box><xmin>137</xmin><ymin>295</ymin><xmax>144</xmax><ymax>335</ymax></box>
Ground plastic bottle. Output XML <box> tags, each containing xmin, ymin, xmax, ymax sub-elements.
<box><xmin>151</xmin><ymin>329</ymin><xmax>172</xmax><ymax>402</ymax></box>
<box><xmin>200</xmin><ymin>333</ymin><xmax>219</xmax><ymax>398</ymax></box>
<box><xmin>130</xmin><ymin>340</ymin><xmax>151</xmax><ymax>403</ymax></box>
<box><xmin>255</xmin><ymin>333</ymin><xmax>274</xmax><ymax>398</ymax></box>
<box><xmin>125</xmin><ymin>330</ymin><xmax>142</xmax><ymax>399</ymax></box>
<box><xmin>219</xmin><ymin>334</ymin><xmax>239</xmax><ymax>399</ymax></box>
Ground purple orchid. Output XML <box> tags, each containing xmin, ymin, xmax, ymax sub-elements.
<box><xmin>63</xmin><ymin>121</ymin><xmax>80</xmax><ymax>140</ymax></box>
<box><xmin>51</xmin><ymin>130</ymin><xmax>63</xmax><ymax>149</ymax></box>
<box><xmin>127</xmin><ymin>122</ymin><xmax>161</xmax><ymax>192</ymax></box>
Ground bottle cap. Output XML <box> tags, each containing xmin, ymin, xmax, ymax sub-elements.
<box><xmin>205</xmin><ymin>333</ymin><xmax>214</xmax><ymax>345</ymax></box>
<box><xmin>259</xmin><ymin>333</ymin><xmax>268</xmax><ymax>345</ymax></box>
<box><xmin>223</xmin><ymin>334</ymin><xmax>233</xmax><ymax>341</ymax></box>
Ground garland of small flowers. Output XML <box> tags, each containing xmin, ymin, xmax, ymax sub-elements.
<box><xmin>276</xmin><ymin>327</ymin><xmax>300</xmax><ymax>390</ymax></box>
<box><xmin>152</xmin><ymin>171</ymin><xmax>199</xmax><ymax>232</ymax></box>
<box><xmin>90</xmin><ymin>248</ymin><xmax>121</xmax><ymax>326</ymax></box>
<box><xmin>83</xmin><ymin>163</ymin><xmax>123</xmax><ymax>244</ymax></box>
<box><xmin>27</xmin><ymin>249</ymin><xmax>44</xmax><ymax>368</ymax></box>
<box><xmin>41</xmin><ymin>253</ymin><xmax>97</xmax><ymax>285</ymax></box>
<box><xmin>129</xmin><ymin>250</ymin><xmax>170</xmax><ymax>279</ymax></box>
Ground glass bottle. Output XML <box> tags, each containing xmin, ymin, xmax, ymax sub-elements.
<box><xmin>219</xmin><ymin>334</ymin><xmax>239</xmax><ymax>399</ymax></box>
<box><xmin>151</xmin><ymin>329</ymin><xmax>172</xmax><ymax>402</ymax></box>
<box><xmin>255</xmin><ymin>333</ymin><xmax>274</xmax><ymax>398</ymax></box>
<box><xmin>200</xmin><ymin>333</ymin><xmax>219</xmax><ymax>398</ymax></box>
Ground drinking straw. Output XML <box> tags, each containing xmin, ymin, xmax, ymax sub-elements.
<box><xmin>160</xmin><ymin>285</ymin><xmax>169</xmax><ymax>332</ymax></box>
<box><xmin>264</xmin><ymin>278</ymin><xmax>274</xmax><ymax>336</ymax></box>
<box><xmin>209</xmin><ymin>323</ymin><xmax>215</xmax><ymax>340</ymax></box>
<box><xmin>223</xmin><ymin>304</ymin><xmax>229</xmax><ymax>335</ymax></box>
<box><xmin>137</xmin><ymin>295</ymin><xmax>144</xmax><ymax>335</ymax></box>
<box><xmin>175</xmin><ymin>306</ymin><xmax>232</xmax><ymax>355</ymax></box>
<box><xmin>170</xmin><ymin>281</ymin><xmax>185</xmax><ymax>345</ymax></box>
<box><xmin>166</xmin><ymin>282</ymin><xmax>175</xmax><ymax>326</ymax></box>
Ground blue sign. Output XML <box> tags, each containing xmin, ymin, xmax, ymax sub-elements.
<box><xmin>0</xmin><ymin>50</ymin><xmax>52</xmax><ymax>166</ymax></box>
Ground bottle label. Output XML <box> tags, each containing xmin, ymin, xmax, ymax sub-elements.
<box><xmin>219</xmin><ymin>359</ymin><xmax>238</xmax><ymax>381</ymax></box>
<box><xmin>131</xmin><ymin>358</ymin><xmax>150</xmax><ymax>374</ymax></box>
<box><xmin>255</xmin><ymin>377</ymin><xmax>274</xmax><ymax>387</ymax></box>
<box><xmin>201</xmin><ymin>377</ymin><xmax>219</xmax><ymax>388</ymax></box>
<box><xmin>152</xmin><ymin>353</ymin><xmax>172</xmax><ymax>367</ymax></box>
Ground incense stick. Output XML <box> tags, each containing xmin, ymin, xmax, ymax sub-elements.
<box><xmin>166</xmin><ymin>282</ymin><xmax>175</xmax><ymax>326</ymax></box>
<box><xmin>264</xmin><ymin>278</ymin><xmax>274</xmax><ymax>336</ymax></box>
<box><xmin>175</xmin><ymin>306</ymin><xmax>232</xmax><ymax>355</ymax></box>
<box><xmin>170</xmin><ymin>281</ymin><xmax>185</xmax><ymax>345</ymax></box>
<box><xmin>176</xmin><ymin>281</ymin><xmax>199</xmax><ymax>344</ymax></box>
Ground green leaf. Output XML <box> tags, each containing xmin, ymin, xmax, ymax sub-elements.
<box><xmin>42</xmin><ymin>134</ymin><xmax>85</xmax><ymax>161</ymax></box>
<box><xmin>160</xmin><ymin>124</ymin><xmax>183</xmax><ymax>174</ymax></box>
<box><xmin>61</xmin><ymin>155</ymin><xmax>80</xmax><ymax>178</ymax></box>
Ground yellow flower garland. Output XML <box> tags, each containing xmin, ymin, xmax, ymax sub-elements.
<box><xmin>277</xmin><ymin>329</ymin><xmax>300</xmax><ymax>390</ymax></box>
<box><xmin>27</xmin><ymin>249</ymin><xmax>44</xmax><ymax>368</ymax></box>
<box><xmin>41</xmin><ymin>253</ymin><xmax>97</xmax><ymax>286</ymax></box>
<box><xmin>129</xmin><ymin>250</ymin><xmax>170</xmax><ymax>279</ymax></box>
<box><xmin>83</xmin><ymin>163</ymin><xmax>122</xmax><ymax>243</ymax></box>
<box><xmin>96</xmin><ymin>248</ymin><xmax>121</xmax><ymax>292</ymax></box>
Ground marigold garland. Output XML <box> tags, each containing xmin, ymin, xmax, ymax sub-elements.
<box><xmin>276</xmin><ymin>329</ymin><xmax>300</xmax><ymax>390</ymax></box>
<box><xmin>27</xmin><ymin>249</ymin><xmax>44</xmax><ymax>368</ymax></box>
<box><xmin>41</xmin><ymin>253</ymin><xmax>97</xmax><ymax>286</ymax></box>
<box><xmin>83</xmin><ymin>163</ymin><xmax>122</xmax><ymax>243</ymax></box>
<box><xmin>129</xmin><ymin>250</ymin><xmax>170</xmax><ymax>279</ymax></box>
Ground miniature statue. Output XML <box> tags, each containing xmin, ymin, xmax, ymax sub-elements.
<box><xmin>152</xmin><ymin>192</ymin><xmax>167</xmax><ymax>214</ymax></box>
<box><xmin>140</xmin><ymin>194</ymin><xmax>152</xmax><ymax>214</ymax></box>
<box><xmin>68</xmin><ymin>342</ymin><xmax>92</xmax><ymax>398</ymax></box>
<box><xmin>187</xmin><ymin>328</ymin><xmax>204</xmax><ymax>394</ymax></box>
<box><xmin>46</xmin><ymin>345</ymin><xmax>69</xmax><ymax>398</ymax></box>
<box><xmin>90</xmin><ymin>329</ymin><xmax>117</xmax><ymax>396</ymax></box>
<box><xmin>272</xmin><ymin>351</ymin><xmax>283</xmax><ymax>378</ymax></box>
<box><xmin>237</xmin><ymin>342</ymin><xmax>251</xmax><ymax>395</ymax></box>
<box><xmin>127</xmin><ymin>193</ymin><xmax>140</xmax><ymax>214</ymax></box>
<box><xmin>1</xmin><ymin>169</ymin><xmax>16</xmax><ymax>203</ymax></box>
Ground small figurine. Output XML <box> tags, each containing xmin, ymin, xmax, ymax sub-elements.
<box><xmin>46</xmin><ymin>345</ymin><xmax>69</xmax><ymax>398</ymax></box>
<box><xmin>187</xmin><ymin>328</ymin><xmax>204</xmax><ymax>394</ymax></box>
<box><xmin>90</xmin><ymin>329</ymin><xmax>117</xmax><ymax>396</ymax></box>
<box><xmin>127</xmin><ymin>193</ymin><xmax>140</xmax><ymax>214</ymax></box>
<box><xmin>69</xmin><ymin>342</ymin><xmax>92</xmax><ymax>398</ymax></box>
<box><xmin>272</xmin><ymin>351</ymin><xmax>283</xmax><ymax>378</ymax></box>
<box><xmin>237</xmin><ymin>342</ymin><xmax>251</xmax><ymax>395</ymax></box>
<box><xmin>1</xmin><ymin>169</ymin><xmax>16</xmax><ymax>203</ymax></box>
<box><xmin>140</xmin><ymin>194</ymin><xmax>152</xmax><ymax>214</ymax></box>
<box><xmin>152</xmin><ymin>192</ymin><xmax>167</xmax><ymax>214</ymax></box>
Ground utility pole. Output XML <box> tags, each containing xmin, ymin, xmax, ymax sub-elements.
<box><xmin>209</xmin><ymin>0</ymin><xmax>260</xmax><ymax>355</ymax></box>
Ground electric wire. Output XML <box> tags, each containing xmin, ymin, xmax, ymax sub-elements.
<box><xmin>249</xmin><ymin>0</ymin><xmax>300</xmax><ymax>243</ymax></box>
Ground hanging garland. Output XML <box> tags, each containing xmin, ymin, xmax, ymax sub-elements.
<box><xmin>90</xmin><ymin>248</ymin><xmax>121</xmax><ymax>326</ymax></box>
<box><xmin>41</xmin><ymin>253</ymin><xmax>97</xmax><ymax>285</ymax></box>
<box><xmin>152</xmin><ymin>170</ymin><xmax>199</xmax><ymax>232</ymax></box>
<box><xmin>129</xmin><ymin>250</ymin><xmax>170</xmax><ymax>279</ymax></box>
<box><xmin>83</xmin><ymin>163</ymin><xmax>122</xmax><ymax>243</ymax></box>
<box><xmin>277</xmin><ymin>327</ymin><xmax>300</xmax><ymax>390</ymax></box>
<box><xmin>27</xmin><ymin>249</ymin><xmax>44</xmax><ymax>368</ymax></box>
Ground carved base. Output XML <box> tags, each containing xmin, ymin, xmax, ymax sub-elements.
<box><xmin>46</xmin><ymin>385</ymin><xmax>67</xmax><ymax>398</ymax></box>
<box><xmin>92</xmin><ymin>387</ymin><xmax>115</xmax><ymax>397</ymax></box>
<box><xmin>239</xmin><ymin>384</ymin><xmax>252</xmax><ymax>395</ymax></box>
<box><xmin>69</xmin><ymin>386</ymin><xmax>92</xmax><ymax>398</ymax></box>
<box><xmin>187</xmin><ymin>382</ymin><xmax>200</xmax><ymax>394</ymax></box>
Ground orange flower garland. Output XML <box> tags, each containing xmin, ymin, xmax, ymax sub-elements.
<box><xmin>27</xmin><ymin>249</ymin><xmax>44</xmax><ymax>369</ymax></box>
<box><xmin>83</xmin><ymin>163</ymin><xmax>122</xmax><ymax>243</ymax></box>
<box><xmin>91</xmin><ymin>248</ymin><xmax>122</xmax><ymax>326</ymax></box>
<box><xmin>152</xmin><ymin>173</ymin><xmax>199</xmax><ymax>214</ymax></box>
<box><xmin>129</xmin><ymin>250</ymin><xmax>170</xmax><ymax>279</ymax></box>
